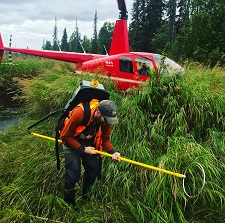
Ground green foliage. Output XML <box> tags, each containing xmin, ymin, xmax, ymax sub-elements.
<box><xmin>0</xmin><ymin>61</ymin><xmax>224</xmax><ymax>222</ymax></box>
<box><xmin>81</xmin><ymin>35</ymin><xmax>92</xmax><ymax>53</ymax></box>
<box><xmin>130</xmin><ymin>0</ymin><xmax>225</xmax><ymax>66</ymax></box>
<box><xmin>69</xmin><ymin>19</ymin><xmax>83</xmax><ymax>53</ymax></box>
<box><xmin>98</xmin><ymin>22</ymin><xmax>114</xmax><ymax>54</ymax></box>
<box><xmin>166</xmin><ymin>0</ymin><xmax>225</xmax><ymax>66</ymax></box>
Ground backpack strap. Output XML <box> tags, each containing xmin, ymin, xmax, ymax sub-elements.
<box><xmin>80</xmin><ymin>101</ymin><xmax>91</xmax><ymax>126</ymax></box>
<box><xmin>55</xmin><ymin>101</ymin><xmax>91</xmax><ymax>170</ymax></box>
<box><xmin>55</xmin><ymin>130</ymin><xmax>61</xmax><ymax>170</ymax></box>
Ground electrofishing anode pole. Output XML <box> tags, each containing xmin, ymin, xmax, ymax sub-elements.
<box><xmin>93</xmin><ymin>150</ymin><xmax>185</xmax><ymax>178</ymax></box>
<box><xmin>30</xmin><ymin>132</ymin><xmax>185</xmax><ymax>178</ymax></box>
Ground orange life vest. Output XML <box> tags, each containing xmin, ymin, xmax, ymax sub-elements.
<box><xmin>60</xmin><ymin>99</ymin><xmax>103</xmax><ymax>151</ymax></box>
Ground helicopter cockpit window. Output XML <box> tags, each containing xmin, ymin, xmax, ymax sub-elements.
<box><xmin>153</xmin><ymin>54</ymin><xmax>185</xmax><ymax>75</ymax></box>
<box><xmin>119</xmin><ymin>57</ymin><xmax>134</xmax><ymax>73</ymax></box>
<box><xmin>136</xmin><ymin>57</ymin><xmax>154</xmax><ymax>76</ymax></box>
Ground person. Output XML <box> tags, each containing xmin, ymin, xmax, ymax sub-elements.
<box><xmin>138</xmin><ymin>62</ymin><xmax>149</xmax><ymax>76</ymax></box>
<box><xmin>60</xmin><ymin>99</ymin><xmax>120</xmax><ymax>206</ymax></box>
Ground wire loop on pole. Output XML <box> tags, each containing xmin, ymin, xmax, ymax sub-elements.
<box><xmin>182</xmin><ymin>162</ymin><xmax>206</xmax><ymax>198</ymax></box>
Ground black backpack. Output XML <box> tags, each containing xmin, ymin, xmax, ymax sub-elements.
<box><xmin>28</xmin><ymin>80</ymin><xmax>110</xmax><ymax>170</ymax></box>
<box><xmin>55</xmin><ymin>80</ymin><xmax>110</xmax><ymax>169</ymax></box>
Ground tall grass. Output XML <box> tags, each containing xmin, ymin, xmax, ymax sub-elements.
<box><xmin>0</xmin><ymin>55</ymin><xmax>55</xmax><ymax>99</ymax></box>
<box><xmin>0</xmin><ymin>59</ymin><xmax>224</xmax><ymax>222</ymax></box>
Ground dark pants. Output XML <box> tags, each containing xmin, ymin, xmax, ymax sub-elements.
<box><xmin>63</xmin><ymin>145</ymin><xmax>100</xmax><ymax>205</ymax></box>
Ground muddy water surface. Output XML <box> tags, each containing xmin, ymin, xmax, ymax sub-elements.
<box><xmin>0</xmin><ymin>96</ymin><xmax>20</xmax><ymax>131</ymax></box>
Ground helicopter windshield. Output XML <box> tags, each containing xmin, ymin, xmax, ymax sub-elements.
<box><xmin>153</xmin><ymin>54</ymin><xmax>185</xmax><ymax>75</ymax></box>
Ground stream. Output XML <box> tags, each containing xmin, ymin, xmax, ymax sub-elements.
<box><xmin>0</xmin><ymin>96</ymin><xmax>20</xmax><ymax>131</ymax></box>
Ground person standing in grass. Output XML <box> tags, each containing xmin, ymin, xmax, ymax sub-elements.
<box><xmin>60</xmin><ymin>99</ymin><xmax>120</xmax><ymax>206</ymax></box>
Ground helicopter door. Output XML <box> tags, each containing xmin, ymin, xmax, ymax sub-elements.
<box><xmin>119</xmin><ymin>57</ymin><xmax>134</xmax><ymax>73</ymax></box>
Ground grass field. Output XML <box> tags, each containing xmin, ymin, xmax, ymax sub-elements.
<box><xmin>0</xmin><ymin>57</ymin><xmax>224</xmax><ymax>222</ymax></box>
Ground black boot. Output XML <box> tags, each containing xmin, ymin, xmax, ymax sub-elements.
<box><xmin>64</xmin><ymin>190</ymin><xmax>76</xmax><ymax>206</ymax></box>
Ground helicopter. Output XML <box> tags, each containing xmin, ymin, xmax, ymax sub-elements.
<box><xmin>0</xmin><ymin>0</ymin><xmax>184</xmax><ymax>91</ymax></box>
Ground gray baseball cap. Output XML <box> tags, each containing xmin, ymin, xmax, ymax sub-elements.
<box><xmin>98</xmin><ymin>100</ymin><xmax>118</xmax><ymax>124</ymax></box>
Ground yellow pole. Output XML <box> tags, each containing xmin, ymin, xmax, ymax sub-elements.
<box><xmin>30</xmin><ymin>132</ymin><xmax>185</xmax><ymax>178</ymax></box>
<box><xmin>93</xmin><ymin>150</ymin><xmax>185</xmax><ymax>178</ymax></box>
<box><xmin>31</xmin><ymin>132</ymin><xmax>62</xmax><ymax>143</ymax></box>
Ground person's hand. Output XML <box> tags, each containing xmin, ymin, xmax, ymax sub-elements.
<box><xmin>84</xmin><ymin>146</ymin><xmax>96</xmax><ymax>155</ymax></box>
<box><xmin>112</xmin><ymin>152</ymin><xmax>120</xmax><ymax>162</ymax></box>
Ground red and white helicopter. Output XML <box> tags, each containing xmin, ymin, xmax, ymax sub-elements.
<box><xmin>0</xmin><ymin>0</ymin><xmax>184</xmax><ymax>91</ymax></box>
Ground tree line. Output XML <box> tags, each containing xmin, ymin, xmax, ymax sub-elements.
<box><xmin>42</xmin><ymin>0</ymin><xmax>225</xmax><ymax>67</ymax></box>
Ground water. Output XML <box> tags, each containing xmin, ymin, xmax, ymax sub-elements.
<box><xmin>0</xmin><ymin>96</ymin><xmax>20</xmax><ymax>131</ymax></box>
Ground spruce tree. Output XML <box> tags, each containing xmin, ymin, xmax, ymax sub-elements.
<box><xmin>91</xmin><ymin>10</ymin><xmax>98</xmax><ymax>54</ymax></box>
<box><xmin>69</xmin><ymin>19</ymin><xmax>82</xmax><ymax>52</ymax></box>
<box><xmin>129</xmin><ymin>0</ymin><xmax>141</xmax><ymax>50</ymax></box>
<box><xmin>132</xmin><ymin>0</ymin><xmax>147</xmax><ymax>51</ymax></box>
<box><xmin>52</xmin><ymin>16</ymin><xmax>60</xmax><ymax>51</ymax></box>
<box><xmin>145</xmin><ymin>0</ymin><xmax>165</xmax><ymax>52</ymax></box>
<box><xmin>166</xmin><ymin>0</ymin><xmax>177</xmax><ymax>43</ymax></box>
<box><xmin>61</xmin><ymin>28</ymin><xmax>69</xmax><ymax>51</ymax></box>
<box><xmin>130</xmin><ymin>0</ymin><xmax>164</xmax><ymax>52</ymax></box>
<box><xmin>42</xmin><ymin>40</ymin><xmax>52</xmax><ymax>50</ymax></box>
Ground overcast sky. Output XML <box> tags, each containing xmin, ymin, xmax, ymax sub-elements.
<box><xmin>0</xmin><ymin>0</ymin><xmax>133</xmax><ymax>50</ymax></box>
